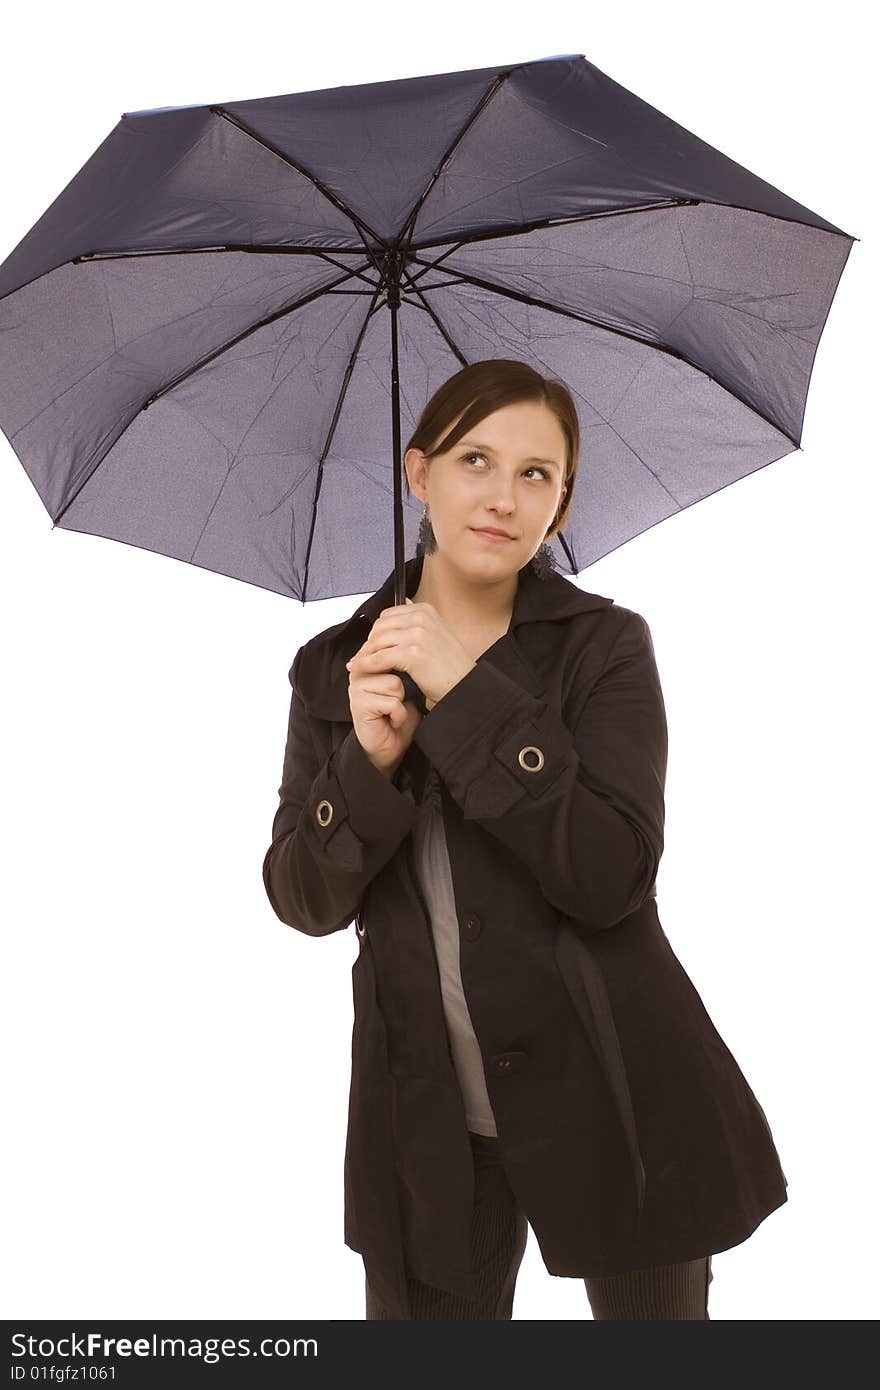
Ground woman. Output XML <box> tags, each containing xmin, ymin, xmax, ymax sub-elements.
<box><xmin>262</xmin><ymin>359</ymin><xmax>789</xmax><ymax>1320</ymax></box>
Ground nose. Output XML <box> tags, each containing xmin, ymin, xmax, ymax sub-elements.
<box><xmin>486</xmin><ymin>475</ymin><xmax>517</xmax><ymax>513</ymax></box>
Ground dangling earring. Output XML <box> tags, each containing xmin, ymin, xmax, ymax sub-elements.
<box><xmin>530</xmin><ymin>494</ymin><xmax>566</xmax><ymax>578</ymax></box>
<box><xmin>530</xmin><ymin>513</ymin><xmax>561</xmax><ymax>579</ymax></box>
<box><xmin>529</xmin><ymin>540</ymin><xmax>557</xmax><ymax>579</ymax></box>
<box><xmin>416</xmin><ymin>504</ymin><xmax>436</xmax><ymax>556</ymax></box>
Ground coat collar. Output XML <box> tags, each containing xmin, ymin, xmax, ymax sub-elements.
<box><xmin>297</xmin><ymin>553</ymin><xmax>614</xmax><ymax>721</ymax></box>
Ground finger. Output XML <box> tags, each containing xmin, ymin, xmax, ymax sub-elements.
<box><xmin>387</xmin><ymin>700</ymin><xmax>408</xmax><ymax>728</ymax></box>
<box><xmin>348</xmin><ymin>667</ymin><xmax>406</xmax><ymax>698</ymax></box>
<box><xmin>374</xmin><ymin>607</ymin><xmax>425</xmax><ymax>631</ymax></box>
<box><xmin>348</xmin><ymin>640</ymin><xmax>403</xmax><ymax>668</ymax></box>
<box><xmin>382</xmin><ymin>598</ymin><xmax>426</xmax><ymax>614</ymax></box>
<box><xmin>360</xmin><ymin>693</ymin><xmax>407</xmax><ymax>723</ymax></box>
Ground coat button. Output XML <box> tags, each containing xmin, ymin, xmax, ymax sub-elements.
<box><xmin>463</xmin><ymin>912</ymin><xmax>482</xmax><ymax>941</ymax></box>
<box><xmin>491</xmin><ymin>1051</ymin><xmax>528</xmax><ymax>1076</ymax></box>
<box><xmin>517</xmin><ymin>745</ymin><xmax>544</xmax><ymax>772</ymax></box>
<box><xmin>315</xmin><ymin>798</ymin><xmax>333</xmax><ymax>827</ymax></box>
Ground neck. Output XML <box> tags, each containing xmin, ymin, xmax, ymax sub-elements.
<box><xmin>413</xmin><ymin>551</ymin><xmax>519</xmax><ymax>635</ymax></box>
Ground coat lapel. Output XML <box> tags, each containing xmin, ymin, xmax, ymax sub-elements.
<box><xmin>296</xmin><ymin>553</ymin><xmax>614</xmax><ymax>721</ymax></box>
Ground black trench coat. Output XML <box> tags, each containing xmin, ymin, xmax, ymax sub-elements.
<box><xmin>262</xmin><ymin>553</ymin><xmax>788</xmax><ymax>1318</ymax></box>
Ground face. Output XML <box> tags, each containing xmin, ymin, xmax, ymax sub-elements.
<box><xmin>405</xmin><ymin>399</ymin><xmax>569</xmax><ymax>577</ymax></box>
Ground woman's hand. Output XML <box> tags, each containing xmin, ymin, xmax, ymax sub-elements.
<box><xmin>346</xmin><ymin>597</ymin><xmax>478</xmax><ymax>741</ymax></box>
<box><xmin>345</xmin><ymin>616</ymin><xmax>425</xmax><ymax>777</ymax></box>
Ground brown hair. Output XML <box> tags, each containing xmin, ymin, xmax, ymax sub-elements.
<box><xmin>404</xmin><ymin>359</ymin><xmax>579</xmax><ymax>541</ymax></box>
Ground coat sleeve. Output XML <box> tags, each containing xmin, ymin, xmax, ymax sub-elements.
<box><xmin>411</xmin><ymin>609</ymin><xmax>667</xmax><ymax>933</ymax></box>
<box><xmin>262</xmin><ymin>644</ymin><xmax>418</xmax><ymax>936</ymax></box>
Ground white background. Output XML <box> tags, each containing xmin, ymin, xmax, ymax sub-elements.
<box><xmin>1</xmin><ymin>0</ymin><xmax>874</xmax><ymax>1322</ymax></box>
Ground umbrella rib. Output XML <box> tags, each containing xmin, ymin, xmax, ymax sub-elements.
<box><xmin>408</xmin><ymin>253</ymin><xmax>800</xmax><ymax>447</ymax></box>
<box><xmin>52</xmin><ymin>261</ymin><xmax>372</xmax><ymax>527</ymax></box>
<box><xmin>405</xmin><ymin>199</ymin><xmax>854</xmax><ymax>256</ymax></box>
<box><xmin>74</xmin><ymin>242</ymin><xmax>372</xmax><ymax>261</ymax></box>
<box><xmin>209</xmin><ymin>105</ymin><xmax>390</xmax><ymax>263</ymax></box>
<box><xmin>0</xmin><ymin>244</ymin><xmax>380</xmax><ymax>307</ymax></box>
<box><xmin>397</xmin><ymin>55</ymin><xmax>596</xmax><ymax>254</ymax></box>
<box><xmin>400</xmin><ymin>276</ymin><xmax>469</xmax><ymax>368</ymax></box>
<box><xmin>300</xmin><ymin>284</ymin><xmax>385</xmax><ymax>605</ymax></box>
<box><xmin>398</xmin><ymin>71</ymin><xmax>513</xmax><ymax>253</ymax></box>
<box><xmin>73</xmin><ymin>243</ymin><xmax>383</xmax><ymax>286</ymax></box>
<box><xmin>406</xmin><ymin>200</ymin><xmax>701</xmax><ymax>253</ymax></box>
<box><xmin>0</xmin><ymin>244</ymin><xmax>366</xmax><ymax>308</ymax></box>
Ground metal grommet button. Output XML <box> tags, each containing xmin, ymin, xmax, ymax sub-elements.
<box><xmin>463</xmin><ymin>913</ymin><xmax>482</xmax><ymax>941</ymax></box>
<box><xmin>315</xmin><ymin>798</ymin><xmax>334</xmax><ymax>827</ymax></box>
<box><xmin>517</xmin><ymin>745</ymin><xmax>544</xmax><ymax>773</ymax></box>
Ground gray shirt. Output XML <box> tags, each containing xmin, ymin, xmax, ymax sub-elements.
<box><xmin>411</xmin><ymin>765</ymin><xmax>498</xmax><ymax>1137</ymax></box>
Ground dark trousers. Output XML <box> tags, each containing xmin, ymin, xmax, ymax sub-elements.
<box><xmin>366</xmin><ymin>1130</ymin><xmax>713</xmax><ymax>1320</ymax></box>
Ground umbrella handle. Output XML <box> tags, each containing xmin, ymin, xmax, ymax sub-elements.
<box><xmin>394</xmin><ymin>667</ymin><xmax>428</xmax><ymax>716</ymax></box>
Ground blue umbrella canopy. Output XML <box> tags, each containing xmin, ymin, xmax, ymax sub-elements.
<box><xmin>0</xmin><ymin>53</ymin><xmax>856</xmax><ymax>610</ymax></box>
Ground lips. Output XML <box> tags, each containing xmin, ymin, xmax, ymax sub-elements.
<box><xmin>472</xmin><ymin>527</ymin><xmax>513</xmax><ymax>539</ymax></box>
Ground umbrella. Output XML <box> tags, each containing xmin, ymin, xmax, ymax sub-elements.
<box><xmin>0</xmin><ymin>52</ymin><xmax>856</xmax><ymax>709</ymax></box>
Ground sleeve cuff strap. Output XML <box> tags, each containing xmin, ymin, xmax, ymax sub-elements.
<box><xmin>413</xmin><ymin>659</ymin><xmax>531</xmax><ymax>776</ymax></box>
